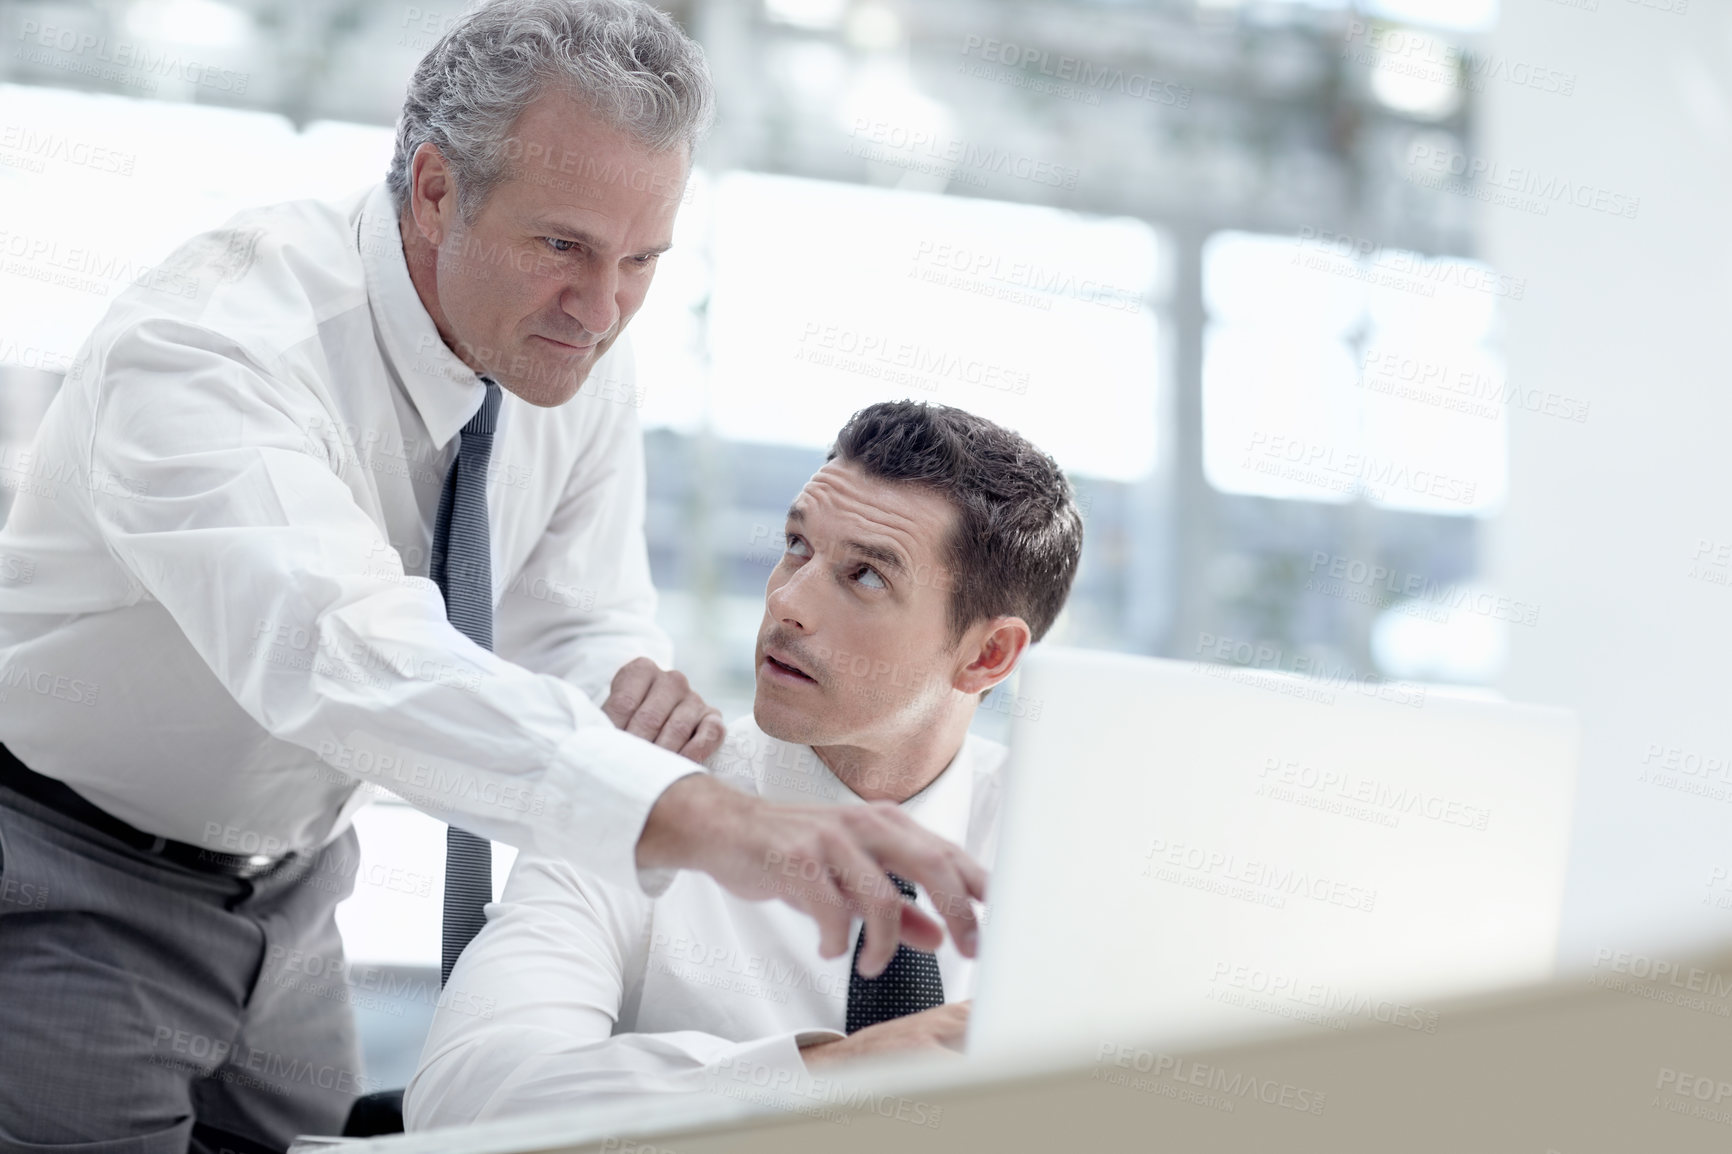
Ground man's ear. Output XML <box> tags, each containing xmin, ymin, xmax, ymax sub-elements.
<box><xmin>408</xmin><ymin>142</ymin><xmax>457</xmax><ymax>247</ymax></box>
<box><xmin>954</xmin><ymin>616</ymin><xmax>1032</xmax><ymax>697</ymax></box>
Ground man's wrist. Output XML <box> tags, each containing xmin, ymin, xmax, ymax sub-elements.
<box><xmin>635</xmin><ymin>771</ymin><xmax>752</xmax><ymax>872</ymax></box>
<box><xmin>798</xmin><ymin>1034</ymin><xmax>851</xmax><ymax>1070</ymax></box>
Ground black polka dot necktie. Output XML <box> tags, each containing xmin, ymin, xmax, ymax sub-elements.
<box><xmin>845</xmin><ymin>872</ymin><xmax>945</xmax><ymax>1033</ymax></box>
<box><xmin>431</xmin><ymin>376</ymin><xmax>501</xmax><ymax>988</ymax></box>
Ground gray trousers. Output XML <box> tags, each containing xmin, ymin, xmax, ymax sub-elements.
<box><xmin>0</xmin><ymin>783</ymin><xmax>364</xmax><ymax>1153</ymax></box>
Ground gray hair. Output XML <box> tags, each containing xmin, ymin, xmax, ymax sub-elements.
<box><xmin>385</xmin><ymin>0</ymin><xmax>714</xmax><ymax>222</ymax></box>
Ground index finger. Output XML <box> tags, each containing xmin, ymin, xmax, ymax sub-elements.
<box><xmin>833</xmin><ymin>839</ymin><xmax>916</xmax><ymax>979</ymax></box>
<box><xmin>677</xmin><ymin>711</ymin><xmax>726</xmax><ymax>764</ymax></box>
<box><xmin>852</xmin><ymin>808</ymin><xmax>988</xmax><ymax>958</ymax></box>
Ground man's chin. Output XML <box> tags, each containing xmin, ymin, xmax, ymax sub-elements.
<box><xmin>496</xmin><ymin>337</ymin><xmax>615</xmax><ymax>407</ymax></box>
<box><xmin>500</xmin><ymin>361</ymin><xmax>590</xmax><ymax>408</ymax></box>
<box><xmin>752</xmin><ymin>697</ymin><xmax>829</xmax><ymax>748</ymax></box>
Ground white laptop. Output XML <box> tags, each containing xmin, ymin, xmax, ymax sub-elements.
<box><xmin>968</xmin><ymin>646</ymin><xmax>1580</xmax><ymax>1061</ymax></box>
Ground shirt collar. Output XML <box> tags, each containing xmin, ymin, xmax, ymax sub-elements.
<box><xmin>357</xmin><ymin>181</ymin><xmax>490</xmax><ymax>450</ymax></box>
<box><xmin>721</xmin><ymin>718</ymin><xmax>979</xmax><ymax>847</ymax></box>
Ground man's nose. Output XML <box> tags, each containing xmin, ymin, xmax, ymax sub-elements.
<box><xmin>561</xmin><ymin>264</ymin><xmax>620</xmax><ymax>338</ymax></box>
<box><xmin>766</xmin><ymin>566</ymin><xmax>816</xmax><ymax>632</ymax></box>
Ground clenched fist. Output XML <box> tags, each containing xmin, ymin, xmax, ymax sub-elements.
<box><xmin>601</xmin><ymin>657</ymin><xmax>725</xmax><ymax>764</ymax></box>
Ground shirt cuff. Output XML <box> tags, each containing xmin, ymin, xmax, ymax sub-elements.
<box><xmin>545</xmin><ymin>722</ymin><xmax>706</xmax><ymax>896</ymax></box>
<box><xmin>708</xmin><ymin>1029</ymin><xmax>820</xmax><ymax>1085</ymax></box>
<box><xmin>792</xmin><ymin>1028</ymin><xmax>846</xmax><ymax>1050</ymax></box>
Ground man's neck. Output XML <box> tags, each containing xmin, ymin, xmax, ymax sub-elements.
<box><xmin>811</xmin><ymin>707</ymin><xmax>976</xmax><ymax>804</ymax></box>
<box><xmin>398</xmin><ymin>210</ymin><xmax>471</xmax><ymax>372</ymax></box>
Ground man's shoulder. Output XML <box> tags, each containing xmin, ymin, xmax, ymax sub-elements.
<box><xmin>87</xmin><ymin>190</ymin><xmax>370</xmax><ymax>374</ymax></box>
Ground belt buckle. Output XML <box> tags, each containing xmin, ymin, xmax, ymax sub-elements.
<box><xmin>245</xmin><ymin>852</ymin><xmax>289</xmax><ymax>879</ymax></box>
<box><xmin>244</xmin><ymin>850</ymin><xmax>301</xmax><ymax>879</ymax></box>
<box><xmin>187</xmin><ymin>845</ymin><xmax>283</xmax><ymax>879</ymax></box>
<box><xmin>226</xmin><ymin>850</ymin><xmax>285</xmax><ymax>879</ymax></box>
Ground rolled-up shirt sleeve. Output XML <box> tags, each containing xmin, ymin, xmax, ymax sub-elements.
<box><xmin>83</xmin><ymin>317</ymin><xmax>699</xmax><ymax>893</ymax></box>
<box><xmin>405</xmin><ymin>854</ymin><xmax>822</xmax><ymax>1129</ymax></box>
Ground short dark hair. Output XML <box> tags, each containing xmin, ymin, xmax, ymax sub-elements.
<box><xmin>827</xmin><ymin>400</ymin><xmax>1083</xmax><ymax>645</ymax></box>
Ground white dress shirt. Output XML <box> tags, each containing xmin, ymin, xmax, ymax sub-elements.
<box><xmin>0</xmin><ymin>180</ymin><xmax>700</xmax><ymax>892</ymax></box>
<box><xmin>403</xmin><ymin>715</ymin><xmax>1005</xmax><ymax>1130</ymax></box>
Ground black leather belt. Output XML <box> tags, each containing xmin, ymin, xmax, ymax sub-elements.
<box><xmin>0</xmin><ymin>743</ymin><xmax>292</xmax><ymax>880</ymax></box>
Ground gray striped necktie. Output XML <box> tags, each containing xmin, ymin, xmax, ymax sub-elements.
<box><xmin>430</xmin><ymin>375</ymin><xmax>501</xmax><ymax>987</ymax></box>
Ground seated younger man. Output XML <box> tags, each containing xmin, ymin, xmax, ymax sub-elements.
<box><xmin>404</xmin><ymin>400</ymin><xmax>1084</xmax><ymax>1127</ymax></box>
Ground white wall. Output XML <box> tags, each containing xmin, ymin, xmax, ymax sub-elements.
<box><xmin>1484</xmin><ymin>0</ymin><xmax>1732</xmax><ymax>965</ymax></box>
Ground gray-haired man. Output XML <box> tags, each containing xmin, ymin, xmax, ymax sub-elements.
<box><xmin>0</xmin><ymin>2</ymin><xmax>983</xmax><ymax>1149</ymax></box>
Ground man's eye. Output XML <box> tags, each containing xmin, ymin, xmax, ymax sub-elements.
<box><xmin>785</xmin><ymin>535</ymin><xmax>811</xmax><ymax>558</ymax></box>
<box><xmin>855</xmin><ymin>566</ymin><xmax>886</xmax><ymax>590</ymax></box>
<box><xmin>631</xmin><ymin>252</ymin><xmax>660</xmax><ymax>266</ymax></box>
<box><xmin>543</xmin><ymin>237</ymin><xmax>579</xmax><ymax>254</ymax></box>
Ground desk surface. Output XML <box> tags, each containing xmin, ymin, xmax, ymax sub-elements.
<box><xmin>296</xmin><ymin>944</ymin><xmax>1732</xmax><ymax>1154</ymax></box>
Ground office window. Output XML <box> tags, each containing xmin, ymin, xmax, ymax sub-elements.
<box><xmin>0</xmin><ymin>85</ymin><xmax>395</xmax><ymax>373</ymax></box>
<box><xmin>635</xmin><ymin>169</ymin><xmax>1168</xmax><ymax>482</ymax></box>
<box><xmin>1201</xmin><ymin>228</ymin><xmax>1507</xmax><ymax>516</ymax></box>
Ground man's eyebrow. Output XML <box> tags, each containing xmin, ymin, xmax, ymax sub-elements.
<box><xmin>846</xmin><ymin>540</ymin><xmax>908</xmax><ymax>577</ymax></box>
<box><xmin>784</xmin><ymin>506</ymin><xmax>909</xmax><ymax>577</ymax></box>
